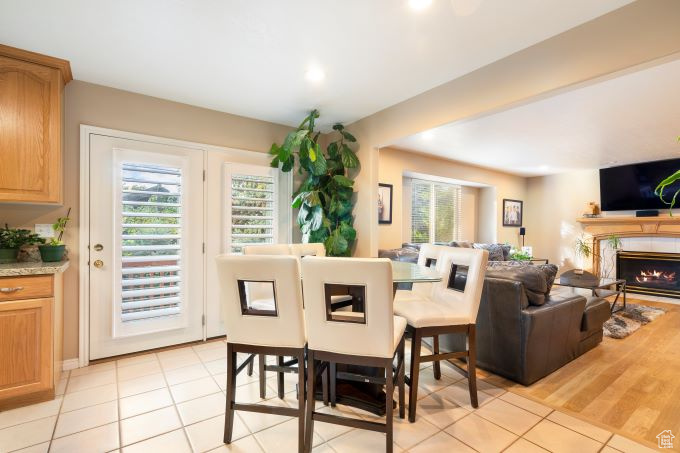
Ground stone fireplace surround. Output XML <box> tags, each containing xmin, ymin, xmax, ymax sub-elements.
<box><xmin>577</xmin><ymin>216</ymin><xmax>680</xmax><ymax>302</ymax></box>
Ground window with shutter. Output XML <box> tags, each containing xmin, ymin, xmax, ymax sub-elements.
<box><xmin>224</xmin><ymin>164</ymin><xmax>278</xmax><ymax>253</ymax></box>
<box><xmin>410</xmin><ymin>179</ymin><xmax>461</xmax><ymax>243</ymax></box>
<box><xmin>120</xmin><ymin>163</ymin><xmax>183</xmax><ymax>323</ymax></box>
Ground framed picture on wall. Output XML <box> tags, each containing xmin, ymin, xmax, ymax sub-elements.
<box><xmin>378</xmin><ymin>183</ymin><xmax>393</xmax><ymax>224</ymax></box>
<box><xmin>503</xmin><ymin>199</ymin><xmax>523</xmax><ymax>227</ymax></box>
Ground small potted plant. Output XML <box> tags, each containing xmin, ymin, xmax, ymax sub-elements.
<box><xmin>0</xmin><ymin>225</ymin><xmax>45</xmax><ymax>263</ymax></box>
<box><xmin>509</xmin><ymin>248</ymin><xmax>532</xmax><ymax>262</ymax></box>
<box><xmin>38</xmin><ymin>209</ymin><xmax>71</xmax><ymax>262</ymax></box>
<box><xmin>573</xmin><ymin>235</ymin><xmax>593</xmax><ymax>275</ymax></box>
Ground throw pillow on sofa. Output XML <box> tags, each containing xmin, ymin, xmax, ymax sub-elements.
<box><xmin>536</xmin><ymin>263</ymin><xmax>558</xmax><ymax>293</ymax></box>
<box><xmin>472</xmin><ymin>243</ymin><xmax>505</xmax><ymax>261</ymax></box>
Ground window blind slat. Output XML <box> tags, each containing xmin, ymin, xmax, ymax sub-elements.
<box><xmin>410</xmin><ymin>179</ymin><xmax>461</xmax><ymax>244</ymax></box>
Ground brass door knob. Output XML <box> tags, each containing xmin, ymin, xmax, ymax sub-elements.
<box><xmin>93</xmin><ymin>260</ymin><xmax>104</xmax><ymax>268</ymax></box>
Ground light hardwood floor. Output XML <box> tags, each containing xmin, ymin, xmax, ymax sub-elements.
<box><xmin>484</xmin><ymin>298</ymin><xmax>680</xmax><ymax>449</ymax></box>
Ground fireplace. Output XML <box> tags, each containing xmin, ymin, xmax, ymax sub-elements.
<box><xmin>617</xmin><ymin>251</ymin><xmax>680</xmax><ymax>299</ymax></box>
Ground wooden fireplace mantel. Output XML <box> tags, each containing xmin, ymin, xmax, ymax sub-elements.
<box><xmin>576</xmin><ymin>216</ymin><xmax>680</xmax><ymax>237</ymax></box>
<box><xmin>576</xmin><ymin>216</ymin><xmax>680</xmax><ymax>274</ymax></box>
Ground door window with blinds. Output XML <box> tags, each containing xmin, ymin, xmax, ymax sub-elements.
<box><xmin>410</xmin><ymin>179</ymin><xmax>461</xmax><ymax>243</ymax></box>
<box><xmin>224</xmin><ymin>163</ymin><xmax>279</xmax><ymax>253</ymax></box>
<box><xmin>113</xmin><ymin>151</ymin><xmax>192</xmax><ymax>337</ymax></box>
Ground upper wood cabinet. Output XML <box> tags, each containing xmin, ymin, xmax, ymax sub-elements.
<box><xmin>0</xmin><ymin>44</ymin><xmax>72</xmax><ymax>204</ymax></box>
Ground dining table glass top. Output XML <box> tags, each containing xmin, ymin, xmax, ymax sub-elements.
<box><xmin>390</xmin><ymin>261</ymin><xmax>441</xmax><ymax>283</ymax></box>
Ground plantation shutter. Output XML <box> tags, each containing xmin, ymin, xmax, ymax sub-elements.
<box><xmin>120</xmin><ymin>162</ymin><xmax>183</xmax><ymax>322</ymax></box>
<box><xmin>225</xmin><ymin>164</ymin><xmax>279</xmax><ymax>253</ymax></box>
<box><xmin>410</xmin><ymin>179</ymin><xmax>462</xmax><ymax>244</ymax></box>
<box><xmin>411</xmin><ymin>180</ymin><xmax>432</xmax><ymax>243</ymax></box>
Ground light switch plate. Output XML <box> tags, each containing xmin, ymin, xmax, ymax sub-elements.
<box><xmin>35</xmin><ymin>224</ymin><xmax>54</xmax><ymax>238</ymax></box>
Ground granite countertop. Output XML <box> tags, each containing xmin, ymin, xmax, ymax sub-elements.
<box><xmin>0</xmin><ymin>261</ymin><xmax>70</xmax><ymax>277</ymax></box>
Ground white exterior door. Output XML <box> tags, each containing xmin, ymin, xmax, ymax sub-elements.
<box><xmin>89</xmin><ymin>134</ymin><xmax>205</xmax><ymax>359</ymax></box>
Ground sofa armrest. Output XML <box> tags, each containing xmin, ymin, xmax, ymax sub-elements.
<box><xmin>581</xmin><ymin>296</ymin><xmax>610</xmax><ymax>333</ymax></box>
<box><xmin>519</xmin><ymin>293</ymin><xmax>586</xmax><ymax>385</ymax></box>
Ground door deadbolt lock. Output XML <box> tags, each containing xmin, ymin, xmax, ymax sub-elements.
<box><xmin>93</xmin><ymin>244</ymin><xmax>103</xmax><ymax>251</ymax></box>
<box><xmin>93</xmin><ymin>260</ymin><xmax>104</xmax><ymax>268</ymax></box>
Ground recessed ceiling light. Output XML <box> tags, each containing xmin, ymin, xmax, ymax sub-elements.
<box><xmin>539</xmin><ymin>165</ymin><xmax>550</xmax><ymax>171</ymax></box>
<box><xmin>408</xmin><ymin>0</ymin><xmax>432</xmax><ymax>12</ymax></box>
<box><xmin>421</xmin><ymin>131</ymin><xmax>435</xmax><ymax>140</ymax></box>
<box><xmin>305</xmin><ymin>66</ymin><xmax>325</xmax><ymax>83</ymax></box>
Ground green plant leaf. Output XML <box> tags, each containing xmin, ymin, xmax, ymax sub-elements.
<box><xmin>341</xmin><ymin>130</ymin><xmax>356</xmax><ymax>142</ymax></box>
<box><xmin>311</xmin><ymin>150</ymin><xmax>327</xmax><ymax>176</ymax></box>
<box><xmin>270</xmin><ymin>156</ymin><xmax>280</xmax><ymax>168</ymax></box>
<box><xmin>281</xmin><ymin>155</ymin><xmax>294</xmax><ymax>172</ymax></box>
<box><xmin>325</xmin><ymin>229</ymin><xmax>348</xmax><ymax>256</ymax></box>
<box><xmin>309</xmin><ymin>146</ymin><xmax>316</xmax><ymax>162</ymax></box>
<box><xmin>341</xmin><ymin>144</ymin><xmax>359</xmax><ymax>168</ymax></box>
<box><xmin>332</xmin><ymin>175</ymin><xmax>354</xmax><ymax>187</ymax></box>
<box><xmin>309</xmin><ymin>205</ymin><xmax>323</xmax><ymax>231</ymax></box>
<box><xmin>292</xmin><ymin>191</ymin><xmax>306</xmax><ymax>209</ymax></box>
<box><xmin>268</xmin><ymin>143</ymin><xmax>280</xmax><ymax>155</ymax></box>
<box><xmin>304</xmin><ymin>191</ymin><xmax>321</xmax><ymax>206</ymax></box>
<box><xmin>339</xmin><ymin>222</ymin><xmax>356</xmax><ymax>242</ymax></box>
<box><xmin>332</xmin><ymin>124</ymin><xmax>344</xmax><ymax>131</ymax></box>
<box><xmin>327</xmin><ymin>142</ymin><xmax>339</xmax><ymax>159</ymax></box>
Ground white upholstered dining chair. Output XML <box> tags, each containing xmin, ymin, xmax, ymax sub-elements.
<box><xmin>393</xmin><ymin>247</ymin><xmax>488</xmax><ymax>422</ymax></box>
<box><xmin>241</xmin><ymin>242</ymin><xmax>352</xmax><ymax>398</ymax></box>
<box><xmin>301</xmin><ymin>257</ymin><xmax>406</xmax><ymax>453</ymax></box>
<box><xmin>216</xmin><ymin>254</ymin><xmax>307</xmax><ymax>452</ymax></box>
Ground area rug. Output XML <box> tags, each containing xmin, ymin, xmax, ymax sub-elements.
<box><xmin>603</xmin><ymin>304</ymin><xmax>667</xmax><ymax>339</ymax></box>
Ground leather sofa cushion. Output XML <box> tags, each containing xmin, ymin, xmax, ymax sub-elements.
<box><xmin>581</xmin><ymin>296</ymin><xmax>610</xmax><ymax>333</ymax></box>
<box><xmin>486</xmin><ymin>264</ymin><xmax>551</xmax><ymax>306</ymax></box>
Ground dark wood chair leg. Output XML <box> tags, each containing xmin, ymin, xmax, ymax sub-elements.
<box><xmin>247</xmin><ymin>353</ymin><xmax>254</xmax><ymax>376</ymax></box>
<box><xmin>467</xmin><ymin>324</ymin><xmax>478</xmax><ymax>408</ymax></box>
<box><xmin>398</xmin><ymin>337</ymin><xmax>405</xmax><ymax>419</ymax></box>
<box><xmin>321</xmin><ymin>365</ymin><xmax>329</xmax><ymax>406</ymax></box>
<box><xmin>432</xmin><ymin>335</ymin><xmax>441</xmax><ymax>380</ymax></box>
<box><xmin>304</xmin><ymin>351</ymin><xmax>316</xmax><ymax>453</ymax></box>
<box><xmin>297</xmin><ymin>350</ymin><xmax>306</xmax><ymax>453</ymax></box>
<box><xmin>385</xmin><ymin>361</ymin><xmax>394</xmax><ymax>453</ymax></box>
<box><xmin>223</xmin><ymin>344</ymin><xmax>237</xmax><ymax>443</ymax></box>
<box><xmin>277</xmin><ymin>356</ymin><xmax>285</xmax><ymax>399</ymax></box>
<box><xmin>259</xmin><ymin>354</ymin><xmax>266</xmax><ymax>399</ymax></box>
<box><xmin>329</xmin><ymin>362</ymin><xmax>337</xmax><ymax>407</ymax></box>
<box><xmin>408</xmin><ymin>329</ymin><xmax>422</xmax><ymax>423</ymax></box>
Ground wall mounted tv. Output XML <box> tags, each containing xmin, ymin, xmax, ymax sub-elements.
<box><xmin>600</xmin><ymin>158</ymin><xmax>680</xmax><ymax>211</ymax></box>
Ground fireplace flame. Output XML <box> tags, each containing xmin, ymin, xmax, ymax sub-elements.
<box><xmin>635</xmin><ymin>270</ymin><xmax>676</xmax><ymax>284</ymax></box>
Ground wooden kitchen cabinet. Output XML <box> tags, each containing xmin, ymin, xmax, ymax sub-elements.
<box><xmin>0</xmin><ymin>270</ymin><xmax>65</xmax><ymax>410</ymax></box>
<box><xmin>0</xmin><ymin>44</ymin><xmax>72</xmax><ymax>204</ymax></box>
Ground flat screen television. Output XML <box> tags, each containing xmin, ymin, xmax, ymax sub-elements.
<box><xmin>600</xmin><ymin>158</ymin><xmax>680</xmax><ymax>211</ymax></box>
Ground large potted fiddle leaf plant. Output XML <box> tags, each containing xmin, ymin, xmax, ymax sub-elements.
<box><xmin>269</xmin><ymin>110</ymin><xmax>359</xmax><ymax>256</ymax></box>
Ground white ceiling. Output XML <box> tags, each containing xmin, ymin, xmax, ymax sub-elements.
<box><xmin>0</xmin><ymin>0</ymin><xmax>630</xmax><ymax>128</ymax></box>
<box><xmin>392</xmin><ymin>57</ymin><xmax>680</xmax><ymax>176</ymax></box>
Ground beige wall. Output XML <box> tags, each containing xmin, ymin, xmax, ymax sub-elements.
<box><xmin>525</xmin><ymin>170</ymin><xmax>600</xmax><ymax>269</ymax></box>
<box><xmin>0</xmin><ymin>81</ymin><xmax>292</xmax><ymax>360</ymax></box>
<box><xmin>346</xmin><ymin>0</ymin><xmax>680</xmax><ymax>258</ymax></box>
<box><xmin>378</xmin><ymin>147</ymin><xmax>527</xmax><ymax>250</ymax></box>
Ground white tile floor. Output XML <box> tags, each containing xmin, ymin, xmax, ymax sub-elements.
<box><xmin>0</xmin><ymin>340</ymin><xmax>658</xmax><ymax>453</ymax></box>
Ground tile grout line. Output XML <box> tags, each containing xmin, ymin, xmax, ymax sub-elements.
<box><xmin>47</xmin><ymin>370</ymin><xmax>71</xmax><ymax>452</ymax></box>
<box><xmin>115</xmin><ymin>357</ymin><xmax>123</xmax><ymax>452</ymax></box>
<box><xmin>160</xmin><ymin>347</ymin><xmax>214</xmax><ymax>452</ymax></box>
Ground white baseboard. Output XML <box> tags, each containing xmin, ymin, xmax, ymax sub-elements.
<box><xmin>62</xmin><ymin>358</ymin><xmax>80</xmax><ymax>371</ymax></box>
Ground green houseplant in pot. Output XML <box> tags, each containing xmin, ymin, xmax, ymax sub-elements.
<box><xmin>269</xmin><ymin>110</ymin><xmax>359</xmax><ymax>256</ymax></box>
<box><xmin>0</xmin><ymin>226</ymin><xmax>45</xmax><ymax>263</ymax></box>
<box><xmin>39</xmin><ymin>209</ymin><xmax>71</xmax><ymax>262</ymax></box>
